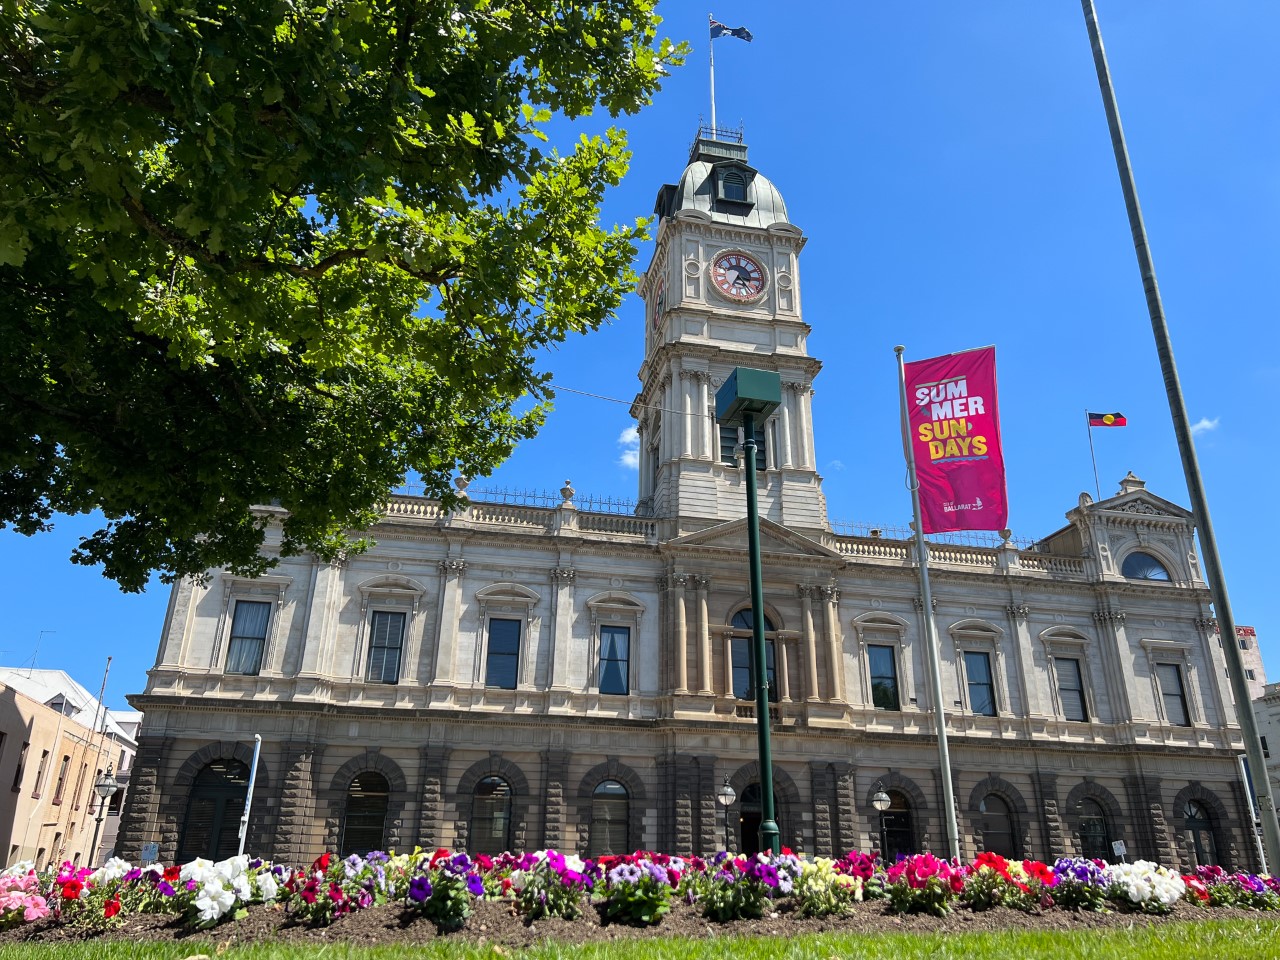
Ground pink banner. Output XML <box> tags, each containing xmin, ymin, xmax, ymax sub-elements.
<box><xmin>904</xmin><ymin>346</ymin><xmax>1008</xmax><ymax>534</ymax></box>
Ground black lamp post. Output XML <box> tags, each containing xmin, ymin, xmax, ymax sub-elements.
<box><xmin>715</xmin><ymin>368</ymin><xmax>783</xmax><ymax>857</ymax></box>
<box><xmin>872</xmin><ymin>783</ymin><xmax>892</xmax><ymax>862</ymax></box>
<box><xmin>716</xmin><ymin>776</ymin><xmax>737</xmax><ymax>852</ymax></box>
<box><xmin>89</xmin><ymin>766</ymin><xmax>119</xmax><ymax>867</ymax></box>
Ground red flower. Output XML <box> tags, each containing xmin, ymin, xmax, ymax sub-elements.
<box><xmin>163</xmin><ymin>866</ymin><xmax>181</xmax><ymax>883</ymax></box>
<box><xmin>104</xmin><ymin>897</ymin><xmax>121</xmax><ymax>919</ymax></box>
<box><xmin>974</xmin><ymin>851</ymin><xmax>1010</xmax><ymax>878</ymax></box>
<box><xmin>1022</xmin><ymin>860</ymin><xmax>1056</xmax><ymax>887</ymax></box>
<box><xmin>311</xmin><ymin>852</ymin><xmax>332</xmax><ymax>874</ymax></box>
<box><xmin>59</xmin><ymin>879</ymin><xmax>83</xmax><ymax>901</ymax></box>
<box><xmin>429</xmin><ymin>848</ymin><xmax>451</xmax><ymax>867</ymax></box>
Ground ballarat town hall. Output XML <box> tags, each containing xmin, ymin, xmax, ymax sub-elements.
<box><xmin>119</xmin><ymin>131</ymin><xmax>1258</xmax><ymax>872</ymax></box>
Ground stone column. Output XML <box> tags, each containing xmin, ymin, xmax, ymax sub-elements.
<box><xmin>696</xmin><ymin>754</ymin><xmax>719</xmax><ymax>855</ymax></box>
<box><xmin>1123</xmin><ymin>773</ymin><xmax>1174</xmax><ymax>865</ymax></box>
<box><xmin>672</xmin><ymin>574</ymin><xmax>689</xmax><ymax>694</ymax></box>
<box><xmin>809</xmin><ymin>761</ymin><xmax>834</xmax><ymax>857</ymax></box>
<box><xmin>822</xmin><ymin>583</ymin><xmax>845</xmax><ymax>702</ymax></box>
<box><xmin>1094</xmin><ymin>609</ymin><xmax>1134</xmax><ymax>721</ymax></box>
<box><xmin>1006</xmin><ymin>601</ymin><xmax>1040</xmax><ymax>716</ymax></box>
<box><xmin>115</xmin><ymin>735</ymin><xmax>174</xmax><ymax>862</ymax></box>
<box><xmin>777</xmin><ymin>638</ymin><xmax>792</xmax><ymax>702</ymax></box>
<box><xmin>698</xmin><ymin>374</ymin><xmax>713</xmax><ymax>459</ymax></box>
<box><xmin>298</xmin><ymin>556</ymin><xmax>345</xmax><ymax>679</ymax></box>
<box><xmin>680</xmin><ymin>372</ymin><xmax>693</xmax><ymax>458</ymax></box>
<box><xmin>832</xmin><ymin>762</ymin><xmax>858</xmax><ymax>856</ymax></box>
<box><xmin>540</xmin><ymin>748</ymin><xmax>572</xmax><ymax>852</ymax></box>
<box><xmin>548</xmin><ymin>567</ymin><xmax>576</xmax><ymax>690</ymax></box>
<box><xmin>417</xmin><ymin>745</ymin><xmax>451</xmax><ymax>848</ymax></box>
<box><xmin>722</xmin><ymin>630</ymin><xmax>735</xmax><ymax>698</ymax></box>
<box><xmin>1031</xmin><ymin>770</ymin><xmax>1064</xmax><ymax>861</ymax></box>
<box><xmin>695</xmin><ymin>576</ymin><xmax>713</xmax><ymax>694</ymax></box>
<box><xmin>779</xmin><ymin>386</ymin><xmax>795</xmax><ymax>468</ymax></box>
<box><xmin>799</xmin><ymin>586</ymin><xmax>820</xmax><ymax>702</ymax></box>
<box><xmin>432</xmin><ymin>559</ymin><xmax>467</xmax><ymax>685</ymax></box>
<box><xmin>273</xmin><ymin>741</ymin><xmax>325</xmax><ymax>864</ymax></box>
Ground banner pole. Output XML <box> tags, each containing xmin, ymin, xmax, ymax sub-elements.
<box><xmin>1085</xmin><ymin>410</ymin><xmax>1102</xmax><ymax>500</ymax></box>
<box><xmin>1081</xmin><ymin>0</ymin><xmax>1280</xmax><ymax>872</ymax></box>
<box><xmin>895</xmin><ymin>345</ymin><xmax>961</xmax><ymax>862</ymax></box>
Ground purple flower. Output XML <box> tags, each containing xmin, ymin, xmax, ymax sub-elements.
<box><xmin>156</xmin><ymin>881</ymin><xmax>176</xmax><ymax>897</ymax></box>
<box><xmin>408</xmin><ymin>876</ymin><xmax>432</xmax><ymax>903</ymax></box>
<box><xmin>449</xmin><ymin>852</ymin><xmax>473</xmax><ymax>874</ymax></box>
<box><xmin>466</xmin><ymin>873</ymin><xmax>485</xmax><ymax>897</ymax></box>
<box><xmin>366</xmin><ymin>851</ymin><xmax>389</xmax><ymax>865</ymax></box>
<box><xmin>608</xmin><ymin>863</ymin><xmax>642</xmax><ymax>885</ymax></box>
<box><xmin>123</xmin><ymin>869</ymin><xmax>142</xmax><ymax>883</ymax></box>
<box><xmin>642</xmin><ymin>862</ymin><xmax>669</xmax><ymax>885</ymax></box>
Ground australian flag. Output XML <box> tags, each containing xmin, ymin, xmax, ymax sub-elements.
<box><xmin>710</xmin><ymin>18</ymin><xmax>753</xmax><ymax>42</ymax></box>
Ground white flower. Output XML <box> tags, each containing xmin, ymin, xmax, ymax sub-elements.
<box><xmin>231</xmin><ymin>874</ymin><xmax>252</xmax><ymax>901</ymax></box>
<box><xmin>561</xmin><ymin>854</ymin><xmax>586</xmax><ymax>875</ymax></box>
<box><xmin>194</xmin><ymin>879</ymin><xmax>236</xmax><ymax>922</ymax></box>
<box><xmin>214</xmin><ymin>855</ymin><xmax>250</xmax><ymax>882</ymax></box>
<box><xmin>256</xmin><ymin>873</ymin><xmax>279</xmax><ymax>902</ymax></box>
<box><xmin>89</xmin><ymin>857</ymin><xmax>133</xmax><ymax>885</ymax></box>
<box><xmin>181</xmin><ymin>857</ymin><xmax>214</xmax><ymax>884</ymax></box>
<box><xmin>2</xmin><ymin>861</ymin><xmax>34</xmax><ymax>878</ymax></box>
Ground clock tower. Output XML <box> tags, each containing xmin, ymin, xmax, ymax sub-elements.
<box><xmin>631</xmin><ymin>129</ymin><xmax>827</xmax><ymax>534</ymax></box>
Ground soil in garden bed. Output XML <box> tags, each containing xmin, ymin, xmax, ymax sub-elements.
<box><xmin>1</xmin><ymin>898</ymin><xmax>1273</xmax><ymax>949</ymax></box>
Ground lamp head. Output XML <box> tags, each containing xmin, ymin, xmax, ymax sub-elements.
<box><xmin>715</xmin><ymin>368</ymin><xmax>781</xmax><ymax>426</ymax></box>
<box><xmin>871</xmin><ymin>787</ymin><xmax>892</xmax><ymax>813</ymax></box>
<box><xmin>716</xmin><ymin>776</ymin><xmax>737</xmax><ymax>807</ymax></box>
<box><xmin>94</xmin><ymin>766</ymin><xmax>119</xmax><ymax>799</ymax></box>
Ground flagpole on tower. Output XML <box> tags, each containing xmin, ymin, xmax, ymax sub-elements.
<box><xmin>1085</xmin><ymin>409</ymin><xmax>1102</xmax><ymax>500</ymax></box>
<box><xmin>709</xmin><ymin>13</ymin><xmax>717</xmax><ymax>131</ymax></box>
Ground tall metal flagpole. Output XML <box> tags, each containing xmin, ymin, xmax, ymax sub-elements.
<box><xmin>1085</xmin><ymin>410</ymin><xmax>1102</xmax><ymax>501</ymax></box>
<box><xmin>1080</xmin><ymin>0</ymin><xmax>1280</xmax><ymax>872</ymax></box>
<box><xmin>708</xmin><ymin>14</ymin><xmax>717</xmax><ymax>131</ymax></box>
<box><xmin>895</xmin><ymin>346</ymin><xmax>960</xmax><ymax>861</ymax></box>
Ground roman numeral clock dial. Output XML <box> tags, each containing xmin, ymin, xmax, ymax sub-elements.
<box><xmin>710</xmin><ymin>251</ymin><xmax>767</xmax><ymax>303</ymax></box>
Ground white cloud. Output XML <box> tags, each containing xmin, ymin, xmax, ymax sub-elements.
<box><xmin>617</xmin><ymin>426</ymin><xmax>640</xmax><ymax>469</ymax></box>
<box><xmin>1190</xmin><ymin>416</ymin><xmax>1220</xmax><ymax>436</ymax></box>
<box><xmin>827</xmin><ymin>459</ymin><xmax>846</xmax><ymax>472</ymax></box>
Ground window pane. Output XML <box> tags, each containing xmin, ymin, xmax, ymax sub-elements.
<box><xmin>732</xmin><ymin>637</ymin><xmax>776</xmax><ymax>701</ymax></box>
<box><xmin>719</xmin><ymin>425</ymin><xmax>766</xmax><ymax>470</ymax></box>
<box><xmin>472</xmin><ymin>777</ymin><xmax>511</xmax><ymax>855</ymax></box>
<box><xmin>230</xmin><ymin>600</ymin><xmax>271</xmax><ymax>640</ymax></box>
<box><xmin>227</xmin><ymin>600</ymin><xmax>270</xmax><ymax>676</ymax></box>
<box><xmin>979</xmin><ymin>794</ymin><xmax>1018</xmax><ymax>857</ymax></box>
<box><xmin>341</xmin><ymin>772</ymin><xmax>390</xmax><ymax>856</ymax></box>
<box><xmin>589</xmin><ymin>781</ymin><xmax>629</xmax><ymax>857</ymax></box>
<box><xmin>1156</xmin><ymin>663</ymin><xmax>1189</xmax><ymax>726</ymax></box>
<box><xmin>598</xmin><ymin>626</ymin><xmax>630</xmax><ymax>695</ymax></box>
<box><xmin>868</xmin><ymin>645</ymin><xmax>900</xmax><ymax>711</ymax></box>
<box><xmin>486</xmin><ymin>619</ymin><xmax>521</xmax><ymax>689</ymax></box>
<box><xmin>1056</xmin><ymin>658</ymin><xmax>1088</xmax><ymax>722</ymax></box>
<box><xmin>964</xmin><ymin>651</ymin><xmax>996</xmax><ymax>716</ymax></box>
<box><xmin>366</xmin><ymin>611</ymin><xmax>405</xmax><ymax>684</ymax></box>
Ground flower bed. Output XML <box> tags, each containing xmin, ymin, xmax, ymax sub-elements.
<box><xmin>1</xmin><ymin>848</ymin><xmax>1275</xmax><ymax>943</ymax></box>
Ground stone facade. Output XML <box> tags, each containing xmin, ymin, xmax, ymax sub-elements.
<box><xmin>123</xmin><ymin>133</ymin><xmax>1258</xmax><ymax>872</ymax></box>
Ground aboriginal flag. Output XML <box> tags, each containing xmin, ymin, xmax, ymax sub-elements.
<box><xmin>1088</xmin><ymin>412</ymin><xmax>1127</xmax><ymax>427</ymax></box>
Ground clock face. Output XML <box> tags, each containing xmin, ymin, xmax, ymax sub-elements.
<box><xmin>651</xmin><ymin>276</ymin><xmax>666</xmax><ymax>328</ymax></box>
<box><xmin>710</xmin><ymin>252</ymin><xmax>766</xmax><ymax>302</ymax></box>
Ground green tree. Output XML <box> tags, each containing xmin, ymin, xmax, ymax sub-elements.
<box><xmin>0</xmin><ymin>1</ymin><xmax>686</xmax><ymax>590</ymax></box>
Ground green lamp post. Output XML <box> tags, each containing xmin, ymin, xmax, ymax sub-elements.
<box><xmin>715</xmin><ymin>367</ymin><xmax>782</xmax><ymax>856</ymax></box>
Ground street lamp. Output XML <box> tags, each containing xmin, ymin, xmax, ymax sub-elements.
<box><xmin>716</xmin><ymin>367</ymin><xmax>783</xmax><ymax>857</ymax></box>
<box><xmin>872</xmin><ymin>782</ymin><xmax>892</xmax><ymax>862</ymax></box>
<box><xmin>89</xmin><ymin>766</ymin><xmax>119</xmax><ymax>867</ymax></box>
<box><xmin>716</xmin><ymin>777</ymin><xmax>737</xmax><ymax>852</ymax></box>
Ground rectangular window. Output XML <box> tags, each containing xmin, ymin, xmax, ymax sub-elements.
<box><xmin>365</xmin><ymin>610</ymin><xmax>406</xmax><ymax>684</ymax></box>
<box><xmin>52</xmin><ymin>755</ymin><xmax>70</xmax><ymax>804</ymax></box>
<box><xmin>72</xmin><ymin>762</ymin><xmax>87</xmax><ymax>811</ymax></box>
<box><xmin>108</xmin><ymin>785</ymin><xmax>124</xmax><ymax>816</ymax></box>
<box><xmin>732</xmin><ymin>638</ymin><xmax>778</xmax><ymax>702</ymax></box>
<box><xmin>485</xmin><ymin>619</ymin><xmax>521</xmax><ymax>689</ymax></box>
<box><xmin>1246</xmin><ymin>669</ymin><xmax>1257</xmax><ymax>681</ymax></box>
<box><xmin>598</xmin><ymin>625</ymin><xmax>631</xmax><ymax>695</ymax></box>
<box><xmin>964</xmin><ymin>651</ymin><xmax>997</xmax><ymax>716</ymax></box>
<box><xmin>32</xmin><ymin>750</ymin><xmax>49</xmax><ymax>798</ymax></box>
<box><xmin>868</xmin><ymin>645</ymin><xmax>901</xmax><ymax>711</ymax></box>
<box><xmin>1156</xmin><ymin>662</ymin><xmax>1190</xmax><ymax>726</ymax></box>
<box><xmin>1263</xmin><ymin>736</ymin><xmax>1271</xmax><ymax>760</ymax></box>
<box><xmin>225</xmin><ymin>599</ymin><xmax>271</xmax><ymax>676</ymax></box>
<box><xmin>12</xmin><ymin>742</ymin><xmax>28</xmax><ymax>792</ymax></box>
<box><xmin>1056</xmin><ymin>657</ymin><xmax>1088</xmax><ymax>722</ymax></box>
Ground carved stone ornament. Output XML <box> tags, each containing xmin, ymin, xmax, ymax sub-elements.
<box><xmin>551</xmin><ymin>568</ymin><xmax>576</xmax><ymax>583</ymax></box>
<box><xmin>437</xmin><ymin>559</ymin><xmax>468</xmax><ymax>577</ymax></box>
<box><xmin>912</xmin><ymin>597</ymin><xmax>939</xmax><ymax>611</ymax></box>
<box><xmin>692</xmin><ymin>575</ymin><xmax>710</xmax><ymax>590</ymax></box>
<box><xmin>821</xmin><ymin>584</ymin><xmax>840</xmax><ymax>603</ymax></box>
<box><xmin>1114</xmin><ymin>501</ymin><xmax>1167</xmax><ymax>517</ymax></box>
<box><xmin>1092</xmin><ymin>610</ymin><xmax>1126</xmax><ymax>624</ymax></box>
<box><xmin>1006</xmin><ymin>603</ymin><xmax>1030</xmax><ymax>621</ymax></box>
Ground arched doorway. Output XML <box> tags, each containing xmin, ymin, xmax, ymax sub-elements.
<box><xmin>978</xmin><ymin>794</ymin><xmax>1019</xmax><ymax>858</ymax></box>
<box><xmin>471</xmin><ymin>776</ymin><xmax>512</xmax><ymax>855</ymax></box>
<box><xmin>738</xmin><ymin>783</ymin><xmax>780</xmax><ymax>856</ymax></box>
<box><xmin>1077</xmin><ymin>798</ymin><xmax>1111</xmax><ymax>861</ymax></box>
<box><xmin>1184</xmin><ymin>799</ymin><xmax>1218</xmax><ymax>867</ymax></box>
<box><xmin>588</xmin><ymin>780</ymin><xmax>629</xmax><ymax>857</ymax></box>
<box><xmin>177</xmin><ymin>759</ymin><xmax>250</xmax><ymax>862</ymax></box>
<box><xmin>340</xmin><ymin>771</ymin><xmax>390</xmax><ymax>856</ymax></box>
<box><xmin>881</xmin><ymin>791</ymin><xmax>914</xmax><ymax>862</ymax></box>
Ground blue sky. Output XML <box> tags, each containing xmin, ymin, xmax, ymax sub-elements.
<box><xmin>3</xmin><ymin>1</ymin><xmax>1277</xmax><ymax>709</ymax></box>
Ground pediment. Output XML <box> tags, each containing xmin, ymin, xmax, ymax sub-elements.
<box><xmin>1095</xmin><ymin>490</ymin><xmax>1192</xmax><ymax>522</ymax></box>
<box><xmin>664</xmin><ymin>518</ymin><xmax>844</xmax><ymax>564</ymax></box>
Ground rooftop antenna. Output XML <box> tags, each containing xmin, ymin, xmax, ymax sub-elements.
<box><xmin>23</xmin><ymin>630</ymin><xmax>54</xmax><ymax>676</ymax></box>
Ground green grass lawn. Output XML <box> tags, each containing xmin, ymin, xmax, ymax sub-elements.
<box><xmin>1</xmin><ymin>919</ymin><xmax>1276</xmax><ymax>960</ymax></box>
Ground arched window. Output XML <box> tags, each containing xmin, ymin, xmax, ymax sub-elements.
<box><xmin>720</xmin><ymin>169</ymin><xmax>748</xmax><ymax>202</ymax></box>
<box><xmin>731</xmin><ymin>609</ymin><xmax>778</xmax><ymax>702</ymax></box>
<box><xmin>1183</xmin><ymin>799</ymin><xmax>1218</xmax><ymax>867</ymax></box>
<box><xmin>978</xmin><ymin>794</ymin><xmax>1019</xmax><ymax>858</ymax></box>
<box><xmin>1077</xmin><ymin>797</ymin><xmax>1111</xmax><ymax>861</ymax></box>
<box><xmin>178</xmin><ymin>759</ymin><xmax>249</xmax><ymax>862</ymax></box>
<box><xmin>471</xmin><ymin>776</ymin><xmax>512</xmax><ymax>855</ymax></box>
<box><xmin>340</xmin><ymin>771</ymin><xmax>390</xmax><ymax>856</ymax></box>
<box><xmin>880</xmin><ymin>791</ymin><xmax>914</xmax><ymax>862</ymax></box>
<box><xmin>588</xmin><ymin>780</ymin><xmax>629</xmax><ymax>857</ymax></box>
<box><xmin>737</xmin><ymin>782</ymin><xmax>781</xmax><ymax>857</ymax></box>
<box><xmin>1121</xmin><ymin>551</ymin><xmax>1171</xmax><ymax>581</ymax></box>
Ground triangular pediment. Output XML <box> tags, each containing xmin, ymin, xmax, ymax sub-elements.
<box><xmin>664</xmin><ymin>518</ymin><xmax>844</xmax><ymax>564</ymax></box>
<box><xmin>1094</xmin><ymin>489</ymin><xmax>1193</xmax><ymax>522</ymax></box>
